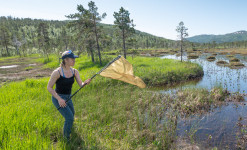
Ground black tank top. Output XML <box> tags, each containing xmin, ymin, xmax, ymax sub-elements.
<box><xmin>55</xmin><ymin>67</ymin><xmax>75</xmax><ymax>95</ymax></box>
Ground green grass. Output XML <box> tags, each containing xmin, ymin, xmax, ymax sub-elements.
<box><xmin>0</xmin><ymin>79</ymin><xmax>64</xmax><ymax>149</ymax></box>
<box><xmin>0</xmin><ymin>55</ymin><xmax>20</xmax><ymax>61</ymax></box>
<box><xmin>24</xmin><ymin>66</ymin><xmax>34</xmax><ymax>71</ymax></box>
<box><xmin>37</xmin><ymin>55</ymin><xmax>61</xmax><ymax>69</ymax></box>
<box><xmin>0</xmin><ymin>78</ymin><xmax>173</xmax><ymax>149</ymax></box>
<box><xmin>0</xmin><ymin>54</ymin><xmax>205</xmax><ymax>149</ymax></box>
<box><xmin>39</xmin><ymin>55</ymin><xmax>203</xmax><ymax>86</ymax></box>
<box><xmin>128</xmin><ymin>57</ymin><xmax>203</xmax><ymax>86</ymax></box>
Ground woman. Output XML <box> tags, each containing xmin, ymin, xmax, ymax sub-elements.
<box><xmin>47</xmin><ymin>50</ymin><xmax>91</xmax><ymax>141</ymax></box>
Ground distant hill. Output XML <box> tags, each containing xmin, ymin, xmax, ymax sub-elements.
<box><xmin>186</xmin><ymin>30</ymin><xmax>247</xmax><ymax>43</ymax></box>
<box><xmin>0</xmin><ymin>16</ymin><xmax>174</xmax><ymax>51</ymax></box>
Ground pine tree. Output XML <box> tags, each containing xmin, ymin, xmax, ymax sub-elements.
<box><xmin>66</xmin><ymin>1</ymin><xmax>106</xmax><ymax>65</ymax></box>
<box><xmin>88</xmin><ymin>1</ymin><xmax>106</xmax><ymax>66</ymax></box>
<box><xmin>114</xmin><ymin>7</ymin><xmax>135</xmax><ymax>59</ymax></box>
<box><xmin>176</xmin><ymin>21</ymin><xmax>188</xmax><ymax>62</ymax></box>
<box><xmin>0</xmin><ymin>25</ymin><xmax>11</xmax><ymax>56</ymax></box>
<box><xmin>37</xmin><ymin>22</ymin><xmax>50</xmax><ymax>59</ymax></box>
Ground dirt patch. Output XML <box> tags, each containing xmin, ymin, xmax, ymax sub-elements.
<box><xmin>0</xmin><ymin>57</ymin><xmax>52</xmax><ymax>85</ymax></box>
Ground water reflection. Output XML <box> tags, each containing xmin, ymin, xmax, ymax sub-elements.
<box><xmin>161</xmin><ymin>53</ymin><xmax>247</xmax><ymax>149</ymax></box>
<box><xmin>0</xmin><ymin>65</ymin><xmax>18</xmax><ymax>69</ymax></box>
<box><xmin>161</xmin><ymin>53</ymin><xmax>247</xmax><ymax>93</ymax></box>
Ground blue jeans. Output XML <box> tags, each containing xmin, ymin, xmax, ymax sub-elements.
<box><xmin>52</xmin><ymin>94</ymin><xmax>75</xmax><ymax>140</ymax></box>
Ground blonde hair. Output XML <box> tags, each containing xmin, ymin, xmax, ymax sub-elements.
<box><xmin>60</xmin><ymin>59</ymin><xmax>66</xmax><ymax>67</ymax></box>
<box><xmin>60</xmin><ymin>51</ymin><xmax>68</xmax><ymax>67</ymax></box>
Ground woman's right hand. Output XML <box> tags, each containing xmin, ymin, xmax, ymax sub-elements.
<box><xmin>58</xmin><ymin>98</ymin><xmax>67</xmax><ymax>108</ymax></box>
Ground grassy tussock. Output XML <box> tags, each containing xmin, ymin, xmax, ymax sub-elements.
<box><xmin>216</xmin><ymin>60</ymin><xmax>229</xmax><ymax>66</ymax></box>
<box><xmin>226</xmin><ymin>55</ymin><xmax>234</xmax><ymax>58</ymax></box>
<box><xmin>202</xmin><ymin>48</ymin><xmax>247</xmax><ymax>55</ymax></box>
<box><xmin>229</xmin><ymin>57</ymin><xmax>240</xmax><ymax>62</ymax></box>
<box><xmin>206</xmin><ymin>56</ymin><xmax>216</xmax><ymax>62</ymax></box>
<box><xmin>187</xmin><ymin>54</ymin><xmax>199</xmax><ymax>59</ymax></box>
<box><xmin>228</xmin><ymin>62</ymin><xmax>245</xmax><ymax>69</ymax></box>
<box><xmin>128</xmin><ymin>57</ymin><xmax>203</xmax><ymax>86</ymax></box>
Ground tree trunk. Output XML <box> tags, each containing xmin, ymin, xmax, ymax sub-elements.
<box><xmin>5</xmin><ymin>45</ymin><xmax>9</xmax><ymax>56</ymax></box>
<box><xmin>3</xmin><ymin>32</ymin><xmax>9</xmax><ymax>56</ymax></box>
<box><xmin>46</xmin><ymin>53</ymin><xmax>49</xmax><ymax>61</ymax></box>
<box><xmin>89</xmin><ymin>41</ymin><xmax>94</xmax><ymax>63</ymax></box>
<box><xmin>180</xmin><ymin>36</ymin><xmax>183</xmax><ymax>62</ymax></box>
<box><xmin>1</xmin><ymin>47</ymin><xmax>3</xmax><ymax>56</ymax></box>
<box><xmin>122</xmin><ymin>29</ymin><xmax>126</xmax><ymax>59</ymax></box>
<box><xmin>65</xmin><ymin>42</ymin><xmax>68</xmax><ymax>50</ymax></box>
<box><xmin>90</xmin><ymin>47</ymin><xmax>94</xmax><ymax>63</ymax></box>
<box><xmin>93</xmin><ymin>17</ymin><xmax>102</xmax><ymax>66</ymax></box>
<box><xmin>17</xmin><ymin>46</ymin><xmax>20</xmax><ymax>56</ymax></box>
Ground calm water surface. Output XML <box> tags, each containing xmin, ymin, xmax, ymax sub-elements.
<box><xmin>161</xmin><ymin>53</ymin><xmax>247</xmax><ymax>149</ymax></box>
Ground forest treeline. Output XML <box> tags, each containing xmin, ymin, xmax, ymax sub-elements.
<box><xmin>0</xmin><ymin>15</ymin><xmax>175</xmax><ymax>59</ymax></box>
<box><xmin>0</xmin><ymin>1</ymin><xmax>247</xmax><ymax>62</ymax></box>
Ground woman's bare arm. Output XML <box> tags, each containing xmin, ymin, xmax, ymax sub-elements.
<box><xmin>47</xmin><ymin>69</ymin><xmax>67</xmax><ymax>108</ymax></box>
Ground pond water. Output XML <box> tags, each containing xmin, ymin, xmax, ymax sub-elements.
<box><xmin>161</xmin><ymin>53</ymin><xmax>247</xmax><ymax>149</ymax></box>
<box><xmin>0</xmin><ymin>65</ymin><xmax>19</xmax><ymax>69</ymax></box>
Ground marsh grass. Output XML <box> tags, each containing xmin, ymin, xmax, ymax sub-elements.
<box><xmin>0</xmin><ymin>79</ymin><xmax>65</xmax><ymax>149</ymax></box>
<box><xmin>229</xmin><ymin>57</ymin><xmax>240</xmax><ymax>62</ymax></box>
<box><xmin>0</xmin><ymin>78</ymin><xmax>244</xmax><ymax>149</ymax></box>
<box><xmin>175</xmin><ymin>53</ymin><xmax>181</xmax><ymax>57</ymax></box>
<box><xmin>0</xmin><ymin>55</ymin><xmax>38</xmax><ymax>66</ymax></box>
<box><xmin>187</xmin><ymin>54</ymin><xmax>199</xmax><ymax>59</ymax></box>
<box><xmin>235</xmin><ymin>116</ymin><xmax>247</xmax><ymax>149</ymax></box>
<box><xmin>216</xmin><ymin>60</ymin><xmax>229</xmax><ymax>66</ymax></box>
<box><xmin>37</xmin><ymin>55</ymin><xmax>60</xmax><ymax>69</ymax></box>
<box><xmin>127</xmin><ymin>57</ymin><xmax>203</xmax><ymax>86</ymax></box>
<box><xmin>0</xmin><ymin>55</ymin><xmax>208</xmax><ymax>149</ymax></box>
<box><xmin>71</xmin><ymin>81</ymin><xmax>245</xmax><ymax>149</ymax></box>
<box><xmin>186</xmin><ymin>50</ymin><xmax>195</xmax><ymax>54</ymax></box>
<box><xmin>24</xmin><ymin>66</ymin><xmax>34</xmax><ymax>71</ymax></box>
<box><xmin>0</xmin><ymin>55</ymin><xmax>20</xmax><ymax>61</ymax></box>
<box><xmin>207</xmin><ymin>56</ymin><xmax>216</xmax><ymax>62</ymax></box>
<box><xmin>226</xmin><ymin>55</ymin><xmax>234</xmax><ymax>58</ymax></box>
<box><xmin>228</xmin><ymin>62</ymin><xmax>245</xmax><ymax>69</ymax></box>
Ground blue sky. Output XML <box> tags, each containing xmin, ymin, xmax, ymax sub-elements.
<box><xmin>0</xmin><ymin>0</ymin><xmax>247</xmax><ymax>40</ymax></box>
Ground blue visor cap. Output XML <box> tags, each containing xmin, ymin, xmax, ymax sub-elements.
<box><xmin>61</xmin><ymin>52</ymin><xmax>78</xmax><ymax>59</ymax></box>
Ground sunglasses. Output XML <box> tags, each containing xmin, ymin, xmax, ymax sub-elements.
<box><xmin>64</xmin><ymin>50</ymin><xmax>72</xmax><ymax>55</ymax></box>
